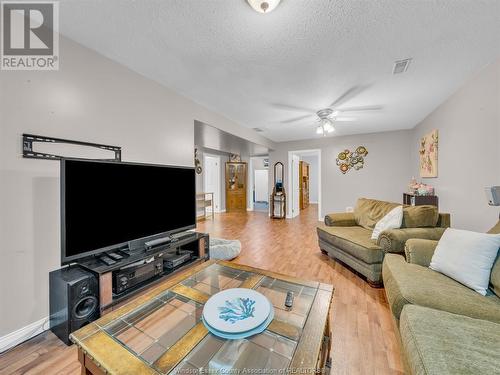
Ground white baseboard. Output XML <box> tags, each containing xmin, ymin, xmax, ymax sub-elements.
<box><xmin>0</xmin><ymin>316</ymin><xmax>49</xmax><ymax>353</ymax></box>
<box><xmin>309</xmin><ymin>201</ymin><xmax>318</xmax><ymax>204</ymax></box>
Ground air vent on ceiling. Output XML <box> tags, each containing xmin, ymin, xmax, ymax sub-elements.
<box><xmin>393</xmin><ymin>58</ymin><xmax>412</xmax><ymax>74</ymax></box>
<box><xmin>252</xmin><ymin>127</ymin><xmax>265</xmax><ymax>132</ymax></box>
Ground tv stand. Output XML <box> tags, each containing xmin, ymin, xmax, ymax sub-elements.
<box><xmin>77</xmin><ymin>231</ymin><xmax>209</xmax><ymax>313</ymax></box>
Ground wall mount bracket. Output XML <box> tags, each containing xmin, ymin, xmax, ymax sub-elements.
<box><xmin>22</xmin><ymin>134</ymin><xmax>121</xmax><ymax>161</ymax></box>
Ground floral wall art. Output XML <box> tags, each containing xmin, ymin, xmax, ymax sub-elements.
<box><xmin>336</xmin><ymin>146</ymin><xmax>368</xmax><ymax>174</ymax></box>
<box><xmin>419</xmin><ymin>130</ymin><xmax>438</xmax><ymax>178</ymax></box>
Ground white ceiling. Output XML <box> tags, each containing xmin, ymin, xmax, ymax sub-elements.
<box><xmin>58</xmin><ymin>0</ymin><xmax>500</xmax><ymax>142</ymax></box>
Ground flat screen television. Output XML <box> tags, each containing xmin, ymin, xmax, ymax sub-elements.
<box><xmin>61</xmin><ymin>159</ymin><xmax>196</xmax><ymax>265</ymax></box>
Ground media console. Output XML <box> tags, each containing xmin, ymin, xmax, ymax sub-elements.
<box><xmin>76</xmin><ymin>231</ymin><xmax>209</xmax><ymax>313</ymax></box>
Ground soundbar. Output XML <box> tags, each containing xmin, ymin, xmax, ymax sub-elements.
<box><xmin>144</xmin><ymin>232</ymin><xmax>196</xmax><ymax>250</ymax></box>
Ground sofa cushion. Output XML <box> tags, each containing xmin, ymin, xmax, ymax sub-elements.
<box><xmin>490</xmin><ymin>257</ymin><xmax>500</xmax><ymax>298</ymax></box>
<box><xmin>317</xmin><ymin>225</ymin><xmax>383</xmax><ymax>264</ymax></box>
<box><xmin>354</xmin><ymin>198</ymin><xmax>400</xmax><ymax>229</ymax></box>
<box><xmin>400</xmin><ymin>305</ymin><xmax>500</xmax><ymax>375</ymax></box>
<box><xmin>382</xmin><ymin>254</ymin><xmax>500</xmax><ymax>323</ymax></box>
<box><xmin>353</xmin><ymin>198</ymin><xmax>439</xmax><ymax>230</ymax></box>
<box><xmin>371</xmin><ymin>206</ymin><xmax>403</xmax><ymax>240</ymax></box>
<box><xmin>401</xmin><ymin>205</ymin><xmax>439</xmax><ymax>228</ymax></box>
<box><xmin>487</xmin><ymin>220</ymin><xmax>500</xmax><ymax>298</ymax></box>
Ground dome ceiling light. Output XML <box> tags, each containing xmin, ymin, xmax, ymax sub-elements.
<box><xmin>247</xmin><ymin>0</ymin><xmax>281</xmax><ymax>13</ymax></box>
<box><xmin>316</xmin><ymin>109</ymin><xmax>336</xmax><ymax>136</ymax></box>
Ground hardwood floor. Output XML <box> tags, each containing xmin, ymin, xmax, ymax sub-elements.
<box><xmin>0</xmin><ymin>205</ymin><xmax>403</xmax><ymax>375</ymax></box>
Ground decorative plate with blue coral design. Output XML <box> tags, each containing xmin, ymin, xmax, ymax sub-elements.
<box><xmin>202</xmin><ymin>288</ymin><xmax>271</xmax><ymax>333</ymax></box>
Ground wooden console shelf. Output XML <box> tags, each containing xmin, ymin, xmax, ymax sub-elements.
<box><xmin>196</xmin><ymin>192</ymin><xmax>214</xmax><ymax>221</ymax></box>
<box><xmin>77</xmin><ymin>232</ymin><xmax>209</xmax><ymax>313</ymax></box>
<box><xmin>403</xmin><ymin>193</ymin><xmax>438</xmax><ymax>208</ymax></box>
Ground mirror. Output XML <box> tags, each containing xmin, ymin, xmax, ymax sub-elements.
<box><xmin>273</xmin><ymin>162</ymin><xmax>284</xmax><ymax>194</ymax></box>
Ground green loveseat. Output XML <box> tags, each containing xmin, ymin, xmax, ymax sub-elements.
<box><xmin>382</xmin><ymin>222</ymin><xmax>500</xmax><ymax>375</ymax></box>
<box><xmin>317</xmin><ymin>198</ymin><xmax>450</xmax><ymax>286</ymax></box>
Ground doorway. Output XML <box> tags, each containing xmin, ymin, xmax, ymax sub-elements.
<box><xmin>203</xmin><ymin>154</ymin><xmax>221</xmax><ymax>213</ymax></box>
<box><xmin>254</xmin><ymin>169</ymin><xmax>269</xmax><ymax>211</ymax></box>
<box><xmin>287</xmin><ymin>149</ymin><xmax>322</xmax><ymax>221</ymax></box>
<box><xmin>249</xmin><ymin>156</ymin><xmax>269</xmax><ymax>212</ymax></box>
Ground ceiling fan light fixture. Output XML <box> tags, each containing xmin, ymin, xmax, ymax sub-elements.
<box><xmin>247</xmin><ymin>0</ymin><xmax>281</xmax><ymax>13</ymax></box>
<box><xmin>316</xmin><ymin>125</ymin><xmax>324</xmax><ymax>135</ymax></box>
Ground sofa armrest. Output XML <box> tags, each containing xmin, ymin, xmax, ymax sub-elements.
<box><xmin>404</xmin><ymin>239</ymin><xmax>439</xmax><ymax>266</ymax></box>
<box><xmin>324</xmin><ymin>212</ymin><xmax>356</xmax><ymax>226</ymax></box>
<box><xmin>437</xmin><ymin>213</ymin><xmax>451</xmax><ymax>228</ymax></box>
<box><xmin>377</xmin><ymin>227</ymin><xmax>446</xmax><ymax>253</ymax></box>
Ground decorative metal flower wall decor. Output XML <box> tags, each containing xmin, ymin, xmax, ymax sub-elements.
<box><xmin>336</xmin><ymin>146</ymin><xmax>368</xmax><ymax>174</ymax></box>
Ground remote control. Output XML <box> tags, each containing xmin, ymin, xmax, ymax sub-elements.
<box><xmin>285</xmin><ymin>291</ymin><xmax>294</xmax><ymax>309</ymax></box>
<box><xmin>99</xmin><ymin>255</ymin><xmax>116</xmax><ymax>266</ymax></box>
<box><xmin>107</xmin><ymin>252</ymin><xmax>123</xmax><ymax>261</ymax></box>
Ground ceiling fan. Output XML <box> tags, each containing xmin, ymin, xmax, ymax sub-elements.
<box><xmin>273</xmin><ymin>85</ymin><xmax>383</xmax><ymax>136</ymax></box>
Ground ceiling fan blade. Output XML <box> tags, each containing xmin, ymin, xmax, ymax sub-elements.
<box><xmin>271</xmin><ymin>103</ymin><xmax>317</xmax><ymax>113</ymax></box>
<box><xmin>280</xmin><ymin>114</ymin><xmax>315</xmax><ymax>124</ymax></box>
<box><xmin>337</xmin><ymin>105</ymin><xmax>383</xmax><ymax>112</ymax></box>
<box><xmin>334</xmin><ymin>117</ymin><xmax>357</xmax><ymax>122</ymax></box>
<box><xmin>329</xmin><ymin>85</ymin><xmax>371</xmax><ymax>109</ymax></box>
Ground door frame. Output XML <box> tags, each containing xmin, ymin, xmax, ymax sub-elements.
<box><xmin>203</xmin><ymin>154</ymin><xmax>221</xmax><ymax>213</ymax></box>
<box><xmin>287</xmin><ymin>149</ymin><xmax>322</xmax><ymax>221</ymax></box>
<box><xmin>289</xmin><ymin>153</ymin><xmax>300</xmax><ymax>219</ymax></box>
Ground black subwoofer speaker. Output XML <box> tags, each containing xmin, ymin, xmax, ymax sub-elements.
<box><xmin>49</xmin><ymin>266</ymin><xmax>99</xmax><ymax>345</ymax></box>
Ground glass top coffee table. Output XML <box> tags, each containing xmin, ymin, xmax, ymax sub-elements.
<box><xmin>71</xmin><ymin>260</ymin><xmax>334</xmax><ymax>375</ymax></box>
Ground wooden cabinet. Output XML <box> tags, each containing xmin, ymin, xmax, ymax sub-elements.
<box><xmin>226</xmin><ymin>162</ymin><xmax>247</xmax><ymax>212</ymax></box>
<box><xmin>299</xmin><ymin>161</ymin><xmax>310</xmax><ymax>210</ymax></box>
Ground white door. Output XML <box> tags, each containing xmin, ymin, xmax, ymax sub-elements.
<box><xmin>203</xmin><ymin>155</ymin><xmax>221</xmax><ymax>213</ymax></box>
<box><xmin>291</xmin><ymin>154</ymin><xmax>300</xmax><ymax>218</ymax></box>
<box><xmin>254</xmin><ymin>170</ymin><xmax>268</xmax><ymax>202</ymax></box>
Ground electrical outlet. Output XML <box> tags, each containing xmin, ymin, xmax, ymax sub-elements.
<box><xmin>346</xmin><ymin>206</ymin><xmax>354</xmax><ymax>213</ymax></box>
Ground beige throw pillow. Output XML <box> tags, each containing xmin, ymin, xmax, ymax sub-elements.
<box><xmin>371</xmin><ymin>206</ymin><xmax>403</xmax><ymax>240</ymax></box>
<box><xmin>430</xmin><ymin>228</ymin><xmax>500</xmax><ymax>295</ymax></box>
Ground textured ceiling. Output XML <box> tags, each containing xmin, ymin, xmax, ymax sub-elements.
<box><xmin>58</xmin><ymin>0</ymin><xmax>500</xmax><ymax>142</ymax></box>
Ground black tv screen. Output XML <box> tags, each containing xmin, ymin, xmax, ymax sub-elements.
<box><xmin>61</xmin><ymin>159</ymin><xmax>196</xmax><ymax>264</ymax></box>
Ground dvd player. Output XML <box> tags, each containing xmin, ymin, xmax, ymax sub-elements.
<box><xmin>163</xmin><ymin>250</ymin><xmax>192</xmax><ymax>269</ymax></box>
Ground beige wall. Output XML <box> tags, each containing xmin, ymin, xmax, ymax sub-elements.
<box><xmin>269</xmin><ymin>130</ymin><xmax>413</xmax><ymax>219</ymax></box>
<box><xmin>412</xmin><ymin>59</ymin><xmax>500</xmax><ymax>231</ymax></box>
<box><xmin>0</xmin><ymin>36</ymin><xmax>273</xmax><ymax>337</ymax></box>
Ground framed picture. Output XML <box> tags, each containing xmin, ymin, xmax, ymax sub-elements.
<box><xmin>419</xmin><ymin>130</ymin><xmax>438</xmax><ymax>178</ymax></box>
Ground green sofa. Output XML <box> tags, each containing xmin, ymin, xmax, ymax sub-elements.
<box><xmin>382</xmin><ymin>222</ymin><xmax>500</xmax><ymax>375</ymax></box>
<box><xmin>317</xmin><ymin>198</ymin><xmax>450</xmax><ymax>286</ymax></box>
